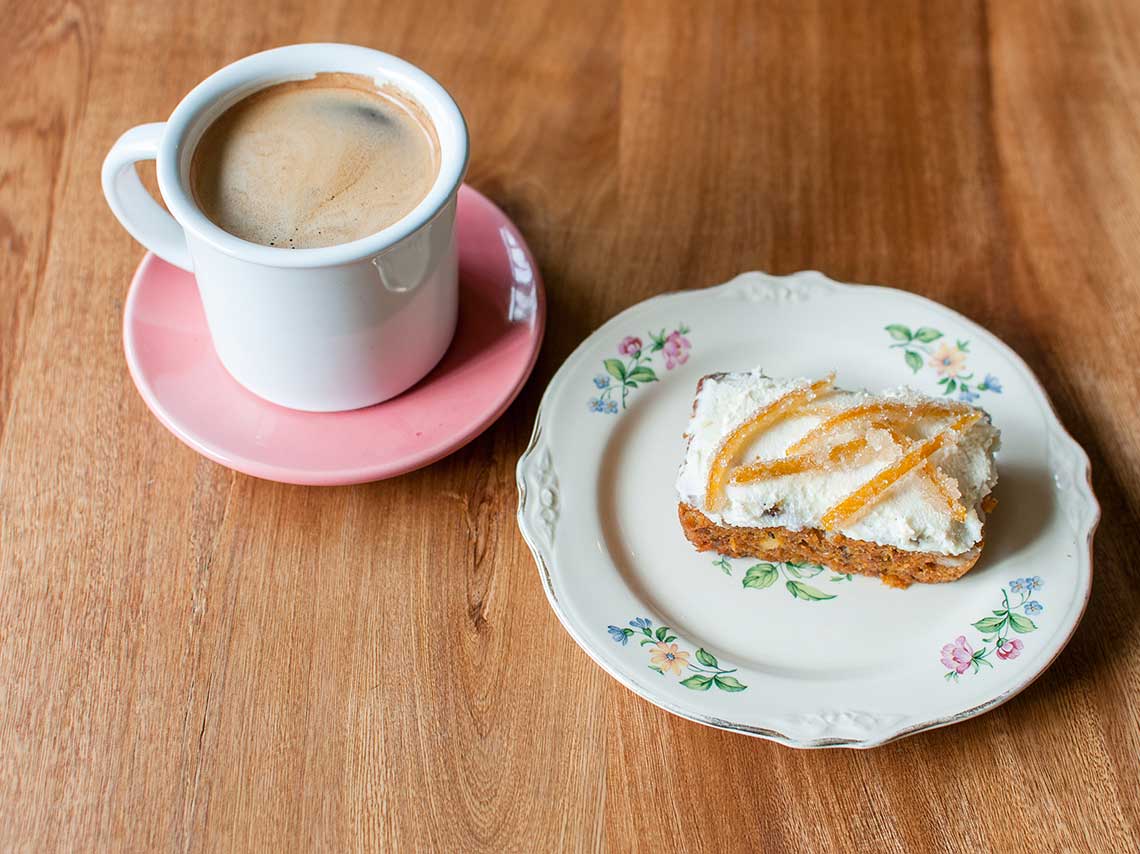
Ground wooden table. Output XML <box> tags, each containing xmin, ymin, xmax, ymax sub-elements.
<box><xmin>3</xmin><ymin>1</ymin><xmax>1138</xmax><ymax>850</ymax></box>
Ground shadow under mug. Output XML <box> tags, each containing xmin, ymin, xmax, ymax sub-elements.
<box><xmin>102</xmin><ymin>43</ymin><xmax>469</xmax><ymax>412</ymax></box>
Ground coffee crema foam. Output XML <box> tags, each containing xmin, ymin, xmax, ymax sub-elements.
<box><xmin>190</xmin><ymin>72</ymin><xmax>440</xmax><ymax>249</ymax></box>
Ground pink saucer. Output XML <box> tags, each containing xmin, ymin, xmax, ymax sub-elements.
<box><xmin>123</xmin><ymin>185</ymin><xmax>544</xmax><ymax>485</ymax></box>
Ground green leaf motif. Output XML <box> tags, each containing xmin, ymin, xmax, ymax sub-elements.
<box><xmin>622</xmin><ymin>628</ymin><xmax>634</xmax><ymax>637</ymax></box>
<box><xmin>603</xmin><ymin>358</ymin><xmax>626</xmax><ymax>381</ymax></box>
<box><xmin>679</xmin><ymin>674</ymin><xmax>713</xmax><ymax>691</ymax></box>
<box><xmin>655</xmin><ymin>626</ymin><xmax>668</xmax><ymax>641</ymax></box>
<box><xmin>913</xmin><ymin>327</ymin><xmax>943</xmax><ymax>343</ymax></box>
<box><xmin>648</xmin><ymin>665</ymin><xmax>664</xmax><ymax>675</ymax></box>
<box><xmin>743</xmin><ymin>564</ymin><xmax>779</xmax><ymax>590</ymax></box>
<box><xmin>943</xmin><ymin>379</ymin><xmax>957</xmax><ymax>394</ymax></box>
<box><xmin>713</xmin><ymin>675</ymin><xmax>747</xmax><ymax>692</ymax></box>
<box><xmin>784</xmin><ymin>562</ymin><xmax>824</xmax><ymax>579</ymax></box>
<box><xmin>830</xmin><ymin>574</ymin><xmax>853</xmax><ymax>582</ymax></box>
<box><xmin>885</xmin><ymin>324</ymin><xmax>913</xmax><ymax>341</ymax></box>
<box><xmin>904</xmin><ymin>350</ymin><xmax>924</xmax><ymax>373</ymax></box>
<box><xmin>627</xmin><ymin>366</ymin><xmax>658</xmax><ymax>383</ymax></box>
<box><xmin>1008</xmin><ymin>613</ymin><xmax>1038</xmax><ymax>634</ymax></box>
<box><xmin>786</xmin><ymin>580</ymin><xmax>837</xmax><ymax>601</ymax></box>
<box><xmin>695</xmin><ymin>647</ymin><xmax>719</xmax><ymax>668</ymax></box>
<box><xmin>972</xmin><ymin>616</ymin><xmax>1006</xmax><ymax>634</ymax></box>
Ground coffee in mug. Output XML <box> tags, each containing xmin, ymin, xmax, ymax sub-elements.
<box><xmin>190</xmin><ymin>72</ymin><xmax>440</xmax><ymax>249</ymax></box>
<box><xmin>102</xmin><ymin>44</ymin><xmax>468</xmax><ymax>411</ymax></box>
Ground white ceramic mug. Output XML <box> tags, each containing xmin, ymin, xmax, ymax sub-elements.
<box><xmin>102</xmin><ymin>44</ymin><xmax>468</xmax><ymax>412</ymax></box>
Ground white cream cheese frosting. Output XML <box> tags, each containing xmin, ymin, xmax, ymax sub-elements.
<box><xmin>675</xmin><ymin>371</ymin><xmax>1001</xmax><ymax>555</ymax></box>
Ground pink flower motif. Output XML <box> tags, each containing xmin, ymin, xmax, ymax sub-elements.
<box><xmin>662</xmin><ymin>330</ymin><xmax>691</xmax><ymax>370</ymax></box>
<box><xmin>929</xmin><ymin>342</ymin><xmax>968</xmax><ymax>378</ymax></box>
<box><xmin>940</xmin><ymin>635</ymin><xmax>974</xmax><ymax>674</ymax></box>
<box><xmin>996</xmin><ymin>639</ymin><xmax>1024</xmax><ymax>660</ymax></box>
<box><xmin>618</xmin><ymin>336</ymin><xmax>643</xmax><ymax>356</ymax></box>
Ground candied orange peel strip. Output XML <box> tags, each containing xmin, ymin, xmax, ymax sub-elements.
<box><xmin>786</xmin><ymin>400</ymin><xmax>963</xmax><ymax>456</ymax></box>
<box><xmin>820</xmin><ymin>411</ymin><xmax>982</xmax><ymax>529</ymax></box>
<box><xmin>928</xmin><ymin>464</ymin><xmax>968</xmax><ymax>523</ymax></box>
<box><xmin>880</xmin><ymin>424</ymin><xmax>967</xmax><ymax>523</ymax></box>
<box><xmin>732</xmin><ymin>416</ymin><xmax>913</xmax><ymax>486</ymax></box>
<box><xmin>731</xmin><ymin>437</ymin><xmax>869</xmax><ymax>484</ymax></box>
<box><xmin>705</xmin><ymin>375</ymin><xmax>834</xmax><ymax>511</ymax></box>
<box><xmin>730</xmin><ymin>455</ymin><xmax>816</xmax><ymax>482</ymax></box>
<box><xmin>828</xmin><ymin>436</ymin><xmax>873</xmax><ymax>462</ymax></box>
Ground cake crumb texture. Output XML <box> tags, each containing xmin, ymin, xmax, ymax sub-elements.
<box><xmin>678</xmin><ymin>502</ymin><xmax>986</xmax><ymax>586</ymax></box>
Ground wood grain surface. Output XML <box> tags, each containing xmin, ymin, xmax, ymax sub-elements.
<box><xmin>2</xmin><ymin>1</ymin><xmax>1138</xmax><ymax>851</ymax></box>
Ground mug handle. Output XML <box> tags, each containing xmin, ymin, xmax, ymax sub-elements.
<box><xmin>101</xmin><ymin>123</ymin><xmax>194</xmax><ymax>272</ymax></box>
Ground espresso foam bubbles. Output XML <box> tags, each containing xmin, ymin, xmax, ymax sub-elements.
<box><xmin>190</xmin><ymin>72</ymin><xmax>440</xmax><ymax>249</ymax></box>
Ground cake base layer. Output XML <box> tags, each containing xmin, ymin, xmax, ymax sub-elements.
<box><xmin>678</xmin><ymin>503</ymin><xmax>983</xmax><ymax>586</ymax></box>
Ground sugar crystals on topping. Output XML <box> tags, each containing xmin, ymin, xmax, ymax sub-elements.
<box><xmin>709</xmin><ymin>378</ymin><xmax>980</xmax><ymax>529</ymax></box>
<box><xmin>704</xmin><ymin>375</ymin><xmax>835</xmax><ymax>512</ymax></box>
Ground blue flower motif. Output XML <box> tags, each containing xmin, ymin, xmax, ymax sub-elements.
<box><xmin>629</xmin><ymin>617</ymin><xmax>652</xmax><ymax>630</ymax></box>
<box><xmin>1024</xmin><ymin>600</ymin><xmax>1044</xmax><ymax>616</ymax></box>
<box><xmin>982</xmin><ymin>374</ymin><xmax>1003</xmax><ymax>394</ymax></box>
<box><xmin>1009</xmin><ymin>578</ymin><xmax>1027</xmax><ymax>593</ymax></box>
<box><xmin>607</xmin><ymin>625</ymin><xmax>629</xmax><ymax>645</ymax></box>
<box><xmin>604</xmin><ymin>399</ymin><xmax>619</xmax><ymax>414</ymax></box>
<box><xmin>593</xmin><ymin>375</ymin><xmax>609</xmax><ymax>389</ymax></box>
<box><xmin>1027</xmin><ymin>575</ymin><xmax>1043</xmax><ymax>591</ymax></box>
<box><xmin>959</xmin><ymin>389</ymin><xmax>980</xmax><ymax>404</ymax></box>
<box><xmin>588</xmin><ymin>397</ymin><xmax>604</xmax><ymax>412</ymax></box>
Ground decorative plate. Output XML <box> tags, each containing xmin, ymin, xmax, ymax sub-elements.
<box><xmin>516</xmin><ymin>271</ymin><xmax>1097</xmax><ymax>748</ymax></box>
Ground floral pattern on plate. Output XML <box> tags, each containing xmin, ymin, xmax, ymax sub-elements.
<box><xmin>607</xmin><ymin>617</ymin><xmax>747</xmax><ymax>692</ymax></box>
<box><xmin>885</xmin><ymin>323</ymin><xmax>1003</xmax><ymax>404</ymax></box>
<box><xmin>941</xmin><ymin>577</ymin><xmax>1044</xmax><ymax>681</ymax></box>
<box><xmin>589</xmin><ymin>325</ymin><xmax>692</xmax><ymax>413</ymax></box>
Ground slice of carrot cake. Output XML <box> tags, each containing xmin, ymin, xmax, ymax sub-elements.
<box><xmin>675</xmin><ymin>371</ymin><xmax>1000</xmax><ymax>586</ymax></box>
